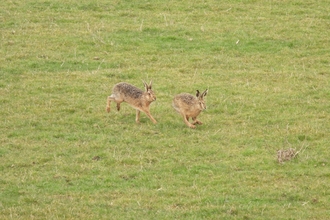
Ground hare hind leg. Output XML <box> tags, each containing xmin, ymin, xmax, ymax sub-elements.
<box><xmin>107</xmin><ymin>94</ymin><xmax>123</xmax><ymax>113</ymax></box>
<box><xmin>106</xmin><ymin>95</ymin><xmax>113</xmax><ymax>113</ymax></box>
<box><xmin>116</xmin><ymin>102</ymin><xmax>121</xmax><ymax>111</ymax></box>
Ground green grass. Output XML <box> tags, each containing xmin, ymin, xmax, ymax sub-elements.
<box><xmin>1</xmin><ymin>0</ymin><xmax>329</xmax><ymax>219</ymax></box>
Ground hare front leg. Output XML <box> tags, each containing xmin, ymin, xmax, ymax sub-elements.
<box><xmin>135</xmin><ymin>110</ymin><xmax>141</xmax><ymax>124</ymax></box>
<box><xmin>192</xmin><ymin>117</ymin><xmax>202</xmax><ymax>125</ymax></box>
<box><xmin>143</xmin><ymin>110</ymin><xmax>157</xmax><ymax>124</ymax></box>
<box><xmin>182</xmin><ymin>114</ymin><xmax>195</xmax><ymax>128</ymax></box>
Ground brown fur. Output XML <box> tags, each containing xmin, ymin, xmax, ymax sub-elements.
<box><xmin>106</xmin><ymin>81</ymin><xmax>157</xmax><ymax>124</ymax></box>
<box><xmin>172</xmin><ymin>89</ymin><xmax>208</xmax><ymax>128</ymax></box>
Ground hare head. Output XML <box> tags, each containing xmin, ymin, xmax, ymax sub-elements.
<box><xmin>143</xmin><ymin>80</ymin><xmax>156</xmax><ymax>102</ymax></box>
<box><xmin>195</xmin><ymin>89</ymin><xmax>208</xmax><ymax>111</ymax></box>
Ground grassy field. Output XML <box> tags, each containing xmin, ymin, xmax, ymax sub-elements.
<box><xmin>1</xmin><ymin>0</ymin><xmax>329</xmax><ymax>219</ymax></box>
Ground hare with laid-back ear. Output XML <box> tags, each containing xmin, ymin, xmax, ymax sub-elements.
<box><xmin>106</xmin><ymin>81</ymin><xmax>157</xmax><ymax>124</ymax></box>
<box><xmin>172</xmin><ymin>89</ymin><xmax>208</xmax><ymax>128</ymax></box>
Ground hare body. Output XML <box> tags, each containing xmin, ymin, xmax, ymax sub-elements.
<box><xmin>106</xmin><ymin>81</ymin><xmax>157</xmax><ymax>124</ymax></box>
<box><xmin>172</xmin><ymin>89</ymin><xmax>208</xmax><ymax>128</ymax></box>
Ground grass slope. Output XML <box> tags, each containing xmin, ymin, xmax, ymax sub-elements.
<box><xmin>1</xmin><ymin>0</ymin><xmax>329</xmax><ymax>219</ymax></box>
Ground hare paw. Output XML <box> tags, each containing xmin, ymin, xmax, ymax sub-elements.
<box><xmin>189</xmin><ymin>124</ymin><xmax>196</xmax><ymax>129</ymax></box>
<box><xmin>193</xmin><ymin>120</ymin><xmax>202</xmax><ymax>125</ymax></box>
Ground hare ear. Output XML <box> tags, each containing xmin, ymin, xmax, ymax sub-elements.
<box><xmin>143</xmin><ymin>80</ymin><xmax>148</xmax><ymax>91</ymax></box>
<box><xmin>196</xmin><ymin>90</ymin><xmax>200</xmax><ymax>97</ymax></box>
<box><xmin>149</xmin><ymin>80</ymin><xmax>152</xmax><ymax>89</ymax></box>
<box><xmin>201</xmin><ymin>89</ymin><xmax>208</xmax><ymax>98</ymax></box>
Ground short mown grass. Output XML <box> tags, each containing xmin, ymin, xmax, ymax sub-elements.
<box><xmin>1</xmin><ymin>0</ymin><xmax>329</xmax><ymax>219</ymax></box>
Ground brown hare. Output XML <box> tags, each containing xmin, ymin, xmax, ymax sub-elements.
<box><xmin>106</xmin><ymin>81</ymin><xmax>157</xmax><ymax>124</ymax></box>
<box><xmin>172</xmin><ymin>89</ymin><xmax>208</xmax><ymax>128</ymax></box>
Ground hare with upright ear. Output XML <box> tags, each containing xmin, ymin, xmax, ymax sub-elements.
<box><xmin>172</xmin><ymin>89</ymin><xmax>208</xmax><ymax>128</ymax></box>
<box><xmin>106</xmin><ymin>81</ymin><xmax>157</xmax><ymax>124</ymax></box>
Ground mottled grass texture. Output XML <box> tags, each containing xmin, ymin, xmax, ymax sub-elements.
<box><xmin>1</xmin><ymin>0</ymin><xmax>329</xmax><ymax>219</ymax></box>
